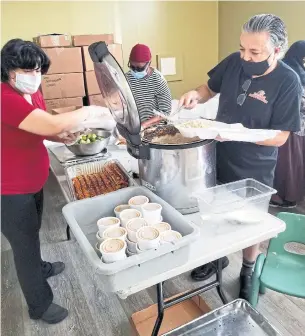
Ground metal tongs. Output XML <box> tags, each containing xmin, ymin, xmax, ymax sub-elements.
<box><xmin>153</xmin><ymin>105</ymin><xmax>185</xmax><ymax>123</ymax></box>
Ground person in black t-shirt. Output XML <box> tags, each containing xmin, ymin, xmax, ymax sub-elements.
<box><xmin>179</xmin><ymin>14</ymin><xmax>302</xmax><ymax>301</ymax></box>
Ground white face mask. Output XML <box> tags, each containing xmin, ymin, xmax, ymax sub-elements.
<box><xmin>14</xmin><ymin>72</ymin><xmax>42</xmax><ymax>94</ymax></box>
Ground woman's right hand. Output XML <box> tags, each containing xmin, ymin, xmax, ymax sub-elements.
<box><xmin>179</xmin><ymin>90</ymin><xmax>201</xmax><ymax>109</ymax></box>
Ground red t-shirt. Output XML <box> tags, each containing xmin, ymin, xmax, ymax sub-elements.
<box><xmin>1</xmin><ymin>83</ymin><xmax>50</xmax><ymax>195</ymax></box>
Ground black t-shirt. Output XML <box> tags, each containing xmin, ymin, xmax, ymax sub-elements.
<box><xmin>208</xmin><ymin>52</ymin><xmax>302</xmax><ymax>187</ymax></box>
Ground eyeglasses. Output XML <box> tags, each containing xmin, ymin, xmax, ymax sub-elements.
<box><xmin>128</xmin><ymin>62</ymin><xmax>149</xmax><ymax>72</ymax></box>
<box><xmin>237</xmin><ymin>79</ymin><xmax>252</xmax><ymax>106</ymax></box>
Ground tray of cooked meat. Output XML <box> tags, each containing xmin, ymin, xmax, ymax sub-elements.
<box><xmin>142</xmin><ymin>124</ymin><xmax>201</xmax><ymax>145</ymax></box>
<box><xmin>65</xmin><ymin>158</ymin><xmax>137</xmax><ymax>201</ymax></box>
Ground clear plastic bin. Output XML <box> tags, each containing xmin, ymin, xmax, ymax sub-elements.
<box><xmin>193</xmin><ymin>178</ymin><xmax>276</xmax><ymax>221</ymax></box>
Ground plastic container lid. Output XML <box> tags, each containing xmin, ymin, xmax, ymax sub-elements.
<box><xmin>101</xmin><ymin>238</ymin><xmax>126</xmax><ymax>253</ymax></box>
<box><xmin>126</xmin><ymin>218</ymin><xmax>148</xmax><ymax>232</ymax></box>
<box><xmin>137</xmin><ymin>227</ymin><xmax>159</xmax><ymax>240</ymax></box>
<box><xmin>88</xmin><ymin>42</ymin><xmax>141</xmax><ymax>136</ymax></box>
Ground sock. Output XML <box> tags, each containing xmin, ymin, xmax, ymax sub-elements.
<box><xmin>240</xmin><ymin>258</ymin><xmax>255</xmax><ymax>276</ymax></box>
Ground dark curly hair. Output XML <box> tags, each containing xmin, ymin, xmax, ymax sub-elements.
<box><xmin>1</xmin><ymin>39</ymin><xmax>50</xmax><ymax>82</ymax></box>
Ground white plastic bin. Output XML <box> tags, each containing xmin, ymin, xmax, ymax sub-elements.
<box><xmin>62</xmin><ymin>186</ymin><xmax>200</xmax><ymax>292</ymax></box>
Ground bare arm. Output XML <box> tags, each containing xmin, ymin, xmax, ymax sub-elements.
<box><xmin>179</xmin><ymin>83</ymin><xmax>216</xmax><ymax>109</ymax></box>
<box><xmin>196</xmin><ymin>84</ymin><xmax>217</xmax><ymax>103</ymax></box>
<box><xmin>256</xmin><ymin>131</ymin><xmax>290</xmax><ymax>147</ymax></box>
<box><xmin>19</xmin><ymin>107</ymin><xmax>90</xmax><ymax>136</ymax></box>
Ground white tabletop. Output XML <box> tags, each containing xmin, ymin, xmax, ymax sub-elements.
<box><xmin>118</xmin><ymin>211</ymin><xmax>285</xmax><ymax>297</ymax></box>
<box><xmin>48</xmin><ymin>145</ymin><xmax>286</xmax><ymax>298</ymax></box>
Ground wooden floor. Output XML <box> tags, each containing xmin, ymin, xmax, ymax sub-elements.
<box><xmin>1</xmin><ymin>173</ymin><xmax>305</xmax><ymax>336</ymax></box>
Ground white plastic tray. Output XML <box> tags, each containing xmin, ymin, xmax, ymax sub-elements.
<box><xmin>175</xmin><ymin>119</ymin><xmax>280</xmax><ymax>143</ymax></box>
<box><xmin>62</xmin><ymin>186</ymin><xmax>200</xmax><ymax>292</ymax></box>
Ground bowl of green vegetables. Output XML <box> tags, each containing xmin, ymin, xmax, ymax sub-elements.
<box><xmin>66</xmin><ymin>129</ymin><xmax>111</xmax><ymax>156</ymax></box>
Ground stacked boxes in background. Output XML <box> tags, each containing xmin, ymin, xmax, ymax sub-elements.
<box><xmin>36</xmin><ymin>34</ymin><xmax>85</xmax><ymax>113</ymax></box>
<box><xmin>35</xmin><ymin>34</ymin><xmax>124</xmax><ymax>111</ymax></box>
<box><xmin>75</xmin><ymin>34</ymin><xmax>124</xmax><ymax>107</ymax></box>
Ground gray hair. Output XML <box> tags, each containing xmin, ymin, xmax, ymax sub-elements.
<box><xmin>243</xmin><ymin>14</ymin><xmax>288</xmax><ymax>58</ymax></box>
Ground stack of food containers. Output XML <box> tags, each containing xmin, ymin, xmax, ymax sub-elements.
<box><xmin>73</xmin><ymin>34</ymin><xmax>124</xmax><ymax>107</ymax></box>
<box><xmin>94</xmin><ymin>194</ymin><xmax>183</xmax><ymax>263</ymax></box>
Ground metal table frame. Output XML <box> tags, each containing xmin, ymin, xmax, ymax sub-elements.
<box><xmin>152</xmin><ymin>258</ymin><xmax>227</xmax><ymax>336</ymax></box>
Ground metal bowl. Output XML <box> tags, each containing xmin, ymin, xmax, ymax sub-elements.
<box><xmin>66</xmin><ymin>129</ymin><xmax>111</xmax><ymax>156</ymax></box>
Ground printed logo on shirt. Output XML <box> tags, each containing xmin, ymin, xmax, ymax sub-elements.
<box><xmin>249</xmin><ymin>90</ymin><xmax>268</xmax><ymax>104</ymax></box>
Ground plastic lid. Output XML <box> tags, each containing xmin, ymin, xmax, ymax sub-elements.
<box><xmin>88</xmin><ymin>42</ymin><xmax>141</xmax><ymax>136</ymax></box>
<box><xmin>137</xmin><ymin>227</ymin><xmax>159</xmax><ymax>240</ymax></box>
<box><xmin>126</xmin><ymin>218</ymin><xmax>148</xmax><ymax>232</ymax></box>
<box><xmin>101</xmin><ymin>238</ymin><xmax>125</xmax><ymax>253</ymax></box>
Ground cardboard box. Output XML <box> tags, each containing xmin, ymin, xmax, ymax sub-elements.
<box><xmin>82</xmin><ymin>44</ymin><xmax>123</xmax><ymax>71</ymax></box>
<box><xmin>41</xmin><ymin>73</ymin><xmax>85</xmax><ymax>99</ymax></box>
<box><xmin>88</xmin><ymin>94</ymin><xmax>107</xmax><ymax>107</ymax></box>
<box><xmin>45</xmin><ymin>97</ymin><xmax>83</xmax><ymax>113</ymax></box>
<box><xmin>84</xmin><ymin>71</ymin><xmax>101</xmax><ymax>95</ymax></box>
<box><xmin>72</xmin><ymin>34</ymin><xmax>114</xmax><ymax>47</ymax></box>
<box><xmin>131</xmin><ymin>295</ymin><xmax>210</xmax><ymax>336</ymax></box>
<box><xmin>52</xmin><ymin>105</ymin><xmax>82</xmax><ymax>114</ymax></box>
<box><xmin>43</xmin><ymin>47</ymin><xmax>83</xmax><ymax>74</ymax></box>
<box><xmin>35</xmin><ymin>34</ymin><xmax>71</xmax><ymax>48</ymax></box>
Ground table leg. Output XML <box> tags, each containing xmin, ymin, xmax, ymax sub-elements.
<box><xmin>66</xmin><ymin>225</ymin><xmax>71</xmax><ymax>241</ymax></box>
<box><xmin>152</xmin><ymin>283</ymin><xmax>165</xmax><ymax>336</ymax></box>
<box><xmin>216</xmin><ymin>258</ymin><xmax>228</xmax><ymax>304</ymax></box>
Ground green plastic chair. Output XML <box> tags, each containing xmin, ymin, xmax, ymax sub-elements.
<box><xmin>250</xmin><ymin>212</ymin><xmax>305</xmax><ymax>307</ymax></box>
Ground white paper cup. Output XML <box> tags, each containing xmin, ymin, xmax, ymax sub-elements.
<box><xmin>120</xmin><ymin>209</ymin><xmax>142</xmax><ymax>228</ymax></box>
<box><xmin>128</xmin><ymin>195</ymin><xmax>149</xmax><ymax>212</ymax></box>
<box><xmin>126</xmin><ymin>238</ymin><xmax>138</xmax><ymax>253</ymax></box>
<box><xmin>100</xmin><ymin>238</ymin><xmax>127</xmax><ymax>263</ymax></box>
<box><xmin>136</xmin><ymin>244</ymin><xmax>144</xmax><ymax>254</ymax></box>
<box><xmin>160</xmin><ymin>230</ymin><xmax>182</xmax><ymax>244</ymax></box>
<box><xmin>96</xmin><ymin>231</ymin><xmax>104</xmax><ymax>243</ymax></box>
<box><xmin>152</xmin><ymin>222</ymin><xmax>171</xmax><ymax>233</ymax></box>
<box><xmin>142</xmin><ymin>203</ymin><xmax>162</xmax><ymax>224</ymax></box>
<box><xmin>95</xmin><ymin>242</ymin><xmax>102</xmax><ymax>257</ymax></box>
<box><xmin>127</xmin><ymin>249</ymin><xmax>137</xmax><ymax>257</ymax></box>
<box><xmin>103</xmin><ymin>226</ymin><xmax>127</xmax><ymax>241</ymax></box>
<box><xmin>146</xmin><ymin>216</ymin><xmax>163</xmax><ymax>226</ymax></box>
<box><xmin>126</xmin><ymin>218</ymin><xmax>148</xmax><ymax>242</ymax></box>
<box><xmin>97</xmin><ymin>217</ymin><xmax>120</xmax><ymax>236</ymax></box>
<box><xmin>136</xmin><ymin>226</ymin><xmax>160</xmax><ymax>251</ymax></box>
<box><xmin>114</xmin><ymin>204</ymin><xmax>131</xmax><ymax>218</ymax></box>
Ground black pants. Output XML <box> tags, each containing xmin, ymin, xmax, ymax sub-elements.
<box><xmin>1</xmin><ymin>190</ymin><xmax>53</xmax><ymax>319</ymax></box>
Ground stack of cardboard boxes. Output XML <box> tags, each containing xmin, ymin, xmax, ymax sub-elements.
<box><xmin>36</xmin><ymin>34</ymin><xmax>124</xmax><ymax>112</ymax></box>
<box><xmin>76</xmin><ymin>34</ymin><xmax>124</xmax><ymax>107</ymax></box>
<box><xmin>37</xmin><ymin>34</ymin><xmax>85</xmax><ymax>113</ymax></box>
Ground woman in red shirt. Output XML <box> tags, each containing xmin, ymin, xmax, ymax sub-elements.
<box><xmin>1</xmin><ymin>39</ymin><xmax>105</xmax><ymax>324</ymax></box>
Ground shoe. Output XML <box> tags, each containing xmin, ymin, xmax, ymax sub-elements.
<box><xmin>41</xmin><ymin>303</ymin><xmax>68</xmax><ymax>324</ymax></box>
<box><xmin>44</xmin><ymin>262</ymin><xmax>65</xmax><ymax>279</ymax></box>
<box><xmin>270</xmin><ymin>200</ymin><xmax>297</xmax><ymax>209</ymax></box>
<box><xmin>239</xmin><ymin>273</ymin><xmax>253</xmax><ymax>301</ymax></box>
<box><xmin>191</xmin><ymin>257</ymin><xmax>230</xmax><ymax>281</ymax></box>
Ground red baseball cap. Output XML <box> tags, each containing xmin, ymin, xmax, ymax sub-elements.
<box><xmin>129</xmin><ymin>44</ymin><xmax>152</xmax><ymax>63</ymax></box>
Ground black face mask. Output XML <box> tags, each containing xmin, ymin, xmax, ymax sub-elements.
<box><xmin>128</xmin><ymin>62</ymin><xmax>149</xmax><ymax>73</ymax></box>
<box><xmin>241</xmin><ymin>54</ymin><xmax>272</xmax><ymax>77</ymax></box>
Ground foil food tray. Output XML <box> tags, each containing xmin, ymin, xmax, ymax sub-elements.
<box><xmin>64</xmin><ymin>158</ymin><xmax>137</xmax><ymax>201</ymax></box>
<box><xmin>163</xmin><ymin>299</ymin><xmax>282</xmax><ymax>336</ymax></box>
<box><xmin>48</xmin><ymin>144</ymin><xmax>110</xmax><ymax>165</ymax></box>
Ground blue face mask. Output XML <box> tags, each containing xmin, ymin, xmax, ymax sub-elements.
<box><xmin>131</xmin><ymin>69</ymin><xmax>147</xmax><ymax>79</ymax></box>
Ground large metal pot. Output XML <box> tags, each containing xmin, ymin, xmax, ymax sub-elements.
<box><xmin>138</xmin><ymin>140</ymin><xmax>216</xmax><ymax>214</ymax></box>
<box><xmin>88</xmin><ymin>42</ymin><xmax>216</xmax><ymax>214</ymax></box>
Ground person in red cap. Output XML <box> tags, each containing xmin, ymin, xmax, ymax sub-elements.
<box><xmin>126</xmin><ymin>44</ymin><xmax>172</xmax><ymax>129</ymax></box>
